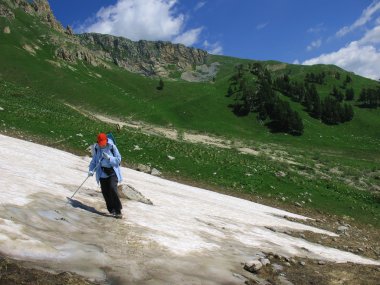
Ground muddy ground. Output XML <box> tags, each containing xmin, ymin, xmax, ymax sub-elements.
<box><xmin>0</xmin><ymin>256</ymin><xmax>98</xmax><ymax>285</ymax></box>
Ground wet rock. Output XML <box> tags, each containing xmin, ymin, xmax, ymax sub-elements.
<box><xmin>244</xmin><ymin>260</ymin><xmax>263</xmax><ymax>273</ymax></box>
<box><xmin>299</xmin><ymin>261</ymin><xmax>306</xmax><ymax>266</ymax></box>
<box><xmin>259</xmin><ymin>258</ymin><xmax>270</xmax><ymax>266</ymax></box>
<box><xmin>117</xmin><ymin>184</ymin><xmax>153</xmax><ymax>205</ymax></box>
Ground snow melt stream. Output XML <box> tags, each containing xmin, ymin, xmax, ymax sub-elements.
<box><xmin>0</xmin><ymin>134</ymin><xmax>378</xmax><ymax>284</ymax></box>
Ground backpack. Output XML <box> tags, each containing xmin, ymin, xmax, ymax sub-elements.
<box><xmin>106</xmin><ymin>132</ymin><xmax>117</xmax><ymax>145</ymax></box>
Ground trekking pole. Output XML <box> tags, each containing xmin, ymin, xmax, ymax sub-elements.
<box><xmin>67</xmin><ymin>159</ymin><xmax>102</xmax><ymax>203</ymax></box>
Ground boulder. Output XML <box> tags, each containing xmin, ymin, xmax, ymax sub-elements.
<box><xmin>151</xmin><ymin>168</ymin><xmax>162</xmax><ymax>176</ymax></box>
<box><xmin>3</xmin><ymin>26</ymin><xmax>10</xmax><ymax>34</ymax></box>
<box><xmin>117</xmin><ymin>184</ymin><xmax>153</xmax><ymax>205</ymax></box>
<box><xmin>337</xmin><ymin>225</ymin><xmax>349</xmax><ymax>234</ymax></box>
<box><xmin>136</xmin><ymin>164</ymin><xmax>151</xmax><ymax>173</ymax></box>
<box><xmin>244</xmin><ymin>260</ymin><xmax>263</xmax><ymax>273</ymax></box>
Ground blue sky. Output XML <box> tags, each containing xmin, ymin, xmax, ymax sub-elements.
<box><xmin>48</xmin><ymin>0</ymin><xmax>380</xmax><ymax>79</ymax></box>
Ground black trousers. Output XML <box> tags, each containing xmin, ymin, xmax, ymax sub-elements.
<box><xmin>99</xmin><ymin>175</ymin><xmax>122</xmax><ymax>214</ymax></box>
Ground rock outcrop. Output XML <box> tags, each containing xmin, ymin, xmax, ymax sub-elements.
<box><xmin>0</xmin><ymin>3</ymin><xmax>15</xmax><ymax>19</ymax></box>
<box><xmin>65</xmin><ymin>25</ymin><xmax>74</xmax><ymax>36</ymax></box>
<box><xmin>30</xmin><ymin>0</ymin><xmax>64</xmax><ymax>32</ymax></box>
<box><xmin>1</xmin><ymin>0</ymin><xmax>63</xmax><ymax>32</ymax></box>
<box><xmin>78</xmin><ymin>33</ymin><xmax>209</xmax><ymax>77</ymax></box>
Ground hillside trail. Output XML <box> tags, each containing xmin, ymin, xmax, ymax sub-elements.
<box><xmin>64</xmin><ymin>103</ymin><xmax>300</xmax><ymax>163</ymax></box>
<box><xmin>64</xmin><ymin>103</ymin><xmax>256</xmax><ymax>150</ymax></box>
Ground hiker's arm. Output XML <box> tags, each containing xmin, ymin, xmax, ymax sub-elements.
<box><xmin>89</xmin><ymin>151</ymin><xmax>97</xmax><ymax>171</ymax></box>
<box><xmin>109</xmin><ymin>145</ymin><xmax>121</xmax><ymax>167</ymax></box>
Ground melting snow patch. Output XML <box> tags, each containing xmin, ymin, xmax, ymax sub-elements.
<box><xmin>0</xmin><ymin>134</ymin><xmax>379</xmax><ymax>284</ymax></box>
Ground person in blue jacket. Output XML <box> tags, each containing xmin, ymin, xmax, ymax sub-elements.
<box><xmin>89</xmin><ymin>133</ymin><xmax>123</xmax><ymax>219</ymax></box>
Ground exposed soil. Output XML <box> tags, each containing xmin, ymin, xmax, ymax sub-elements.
<box><xmin>0</xmin><ymin>256</ymin><xmax>98</xmax><ymax>285</ymax></box>
<box><xmin>245</xmin><ymin>256</ymin><xmax>380</xmax><ymax>285</ymax></box>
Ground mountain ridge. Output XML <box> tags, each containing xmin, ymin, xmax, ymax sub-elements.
<box><xmin>1</xmin><ymin>0</ymin><xmax>211</xmax><ymax>79</ymax></box>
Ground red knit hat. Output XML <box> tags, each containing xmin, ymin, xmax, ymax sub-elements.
<box><xmin>97</xmin><ymin>133</ymin><xmax>108</xmax><ymax>147</ymax></box>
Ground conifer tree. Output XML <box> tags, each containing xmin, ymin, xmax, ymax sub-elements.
<box><xmin>157</xmin><ymin>78</ymin><xmax>164</xmax><ymax>91</ymax></box>
<box><xmin>345</xmin><ymin>88</ymin><xmax>355</xmax><ymax>101</ymax></box>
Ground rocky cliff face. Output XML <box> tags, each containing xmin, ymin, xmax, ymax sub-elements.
<box><xmin>78</xmin><ymin>33</ymin><xmax>209</xmax><ymax>77</ymax></box>
<box><xmin>1</xmin><ymin>0</ymin><xmax>64</xmax><ymax>32</ymax></box>
<box><xmin>2</xmin><ymin>0</ymin><xmax>211</xmax><ymax>79</ymax></box>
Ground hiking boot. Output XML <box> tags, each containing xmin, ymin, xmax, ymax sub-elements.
<box><xmin>114</xmin><ymin>213</ymin><xmax>123</xmax><ymax>219</ymax></box>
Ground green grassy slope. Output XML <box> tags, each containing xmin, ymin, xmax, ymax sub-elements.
<box><xmin>1</xmin><ymin>80</ymin><xmax>379</xmax><ymax>226</ymax></box>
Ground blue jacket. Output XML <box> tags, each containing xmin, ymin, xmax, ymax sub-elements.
<box><xmin>89</xmin><ymin>139</ymin><xmax>122</xmax><ymax>184</ymax></box>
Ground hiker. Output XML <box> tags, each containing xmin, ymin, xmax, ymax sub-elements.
<box><xmin>88</xmin><ymin>133</ymin><xmax>123</xmax><ymax>219</ymax></box>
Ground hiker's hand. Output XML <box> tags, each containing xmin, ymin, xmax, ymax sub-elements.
<box><xmin>88</xmin><ymin>171</ymin><xmax>94</xmax><ymax>177</ymax></box>
<box><xmin>102</xmin><ymin>152</ymin><xmax>111</xmax><ymax>160</ymax></box>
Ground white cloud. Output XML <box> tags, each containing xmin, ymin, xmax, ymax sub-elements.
<box><xmin>194</xmin><ymin>1</ymin><xmax>206</xmax><ymax>11</ymax></box>
<box><xmin>337</xmin><ymin>1</ymin><xmax>380</xmax><ymax>37</ymax></box>
<box><xmin>203</xmin><ymin>40</ymin><xmax>223</xmax><ymax>55</ymax></box>
<box><xmin>256</xmin><ymin>22</ymin><xmax>268</xmax><ymax>30</ymax></box>
<box><xmin>306</xmin><ymin>39</ymin><xmax>322</xmax><ymax>51</ymax></box>
<box><xmin>303</xmin><ymin>41</ymin><xmax>380</xmax><ymax>80</ymax></box>
<box><xmin>173</xmin><ymin>27</ymin><xmax>203</xmax><ymax>46</ymax></box>
<box><xmin>358</xmin><ymin>25</ymin><xmax>380</xmax><ymax>44</ymax></box>
<box><xmin>81</xmin><ymin>0</ymin><xmax>202</xmax><ymax>46</ymax></box>
<box><xmin>307</xmin><ymin>23</ymin><xmax>325</xmax><ymax>34</ymax></box>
